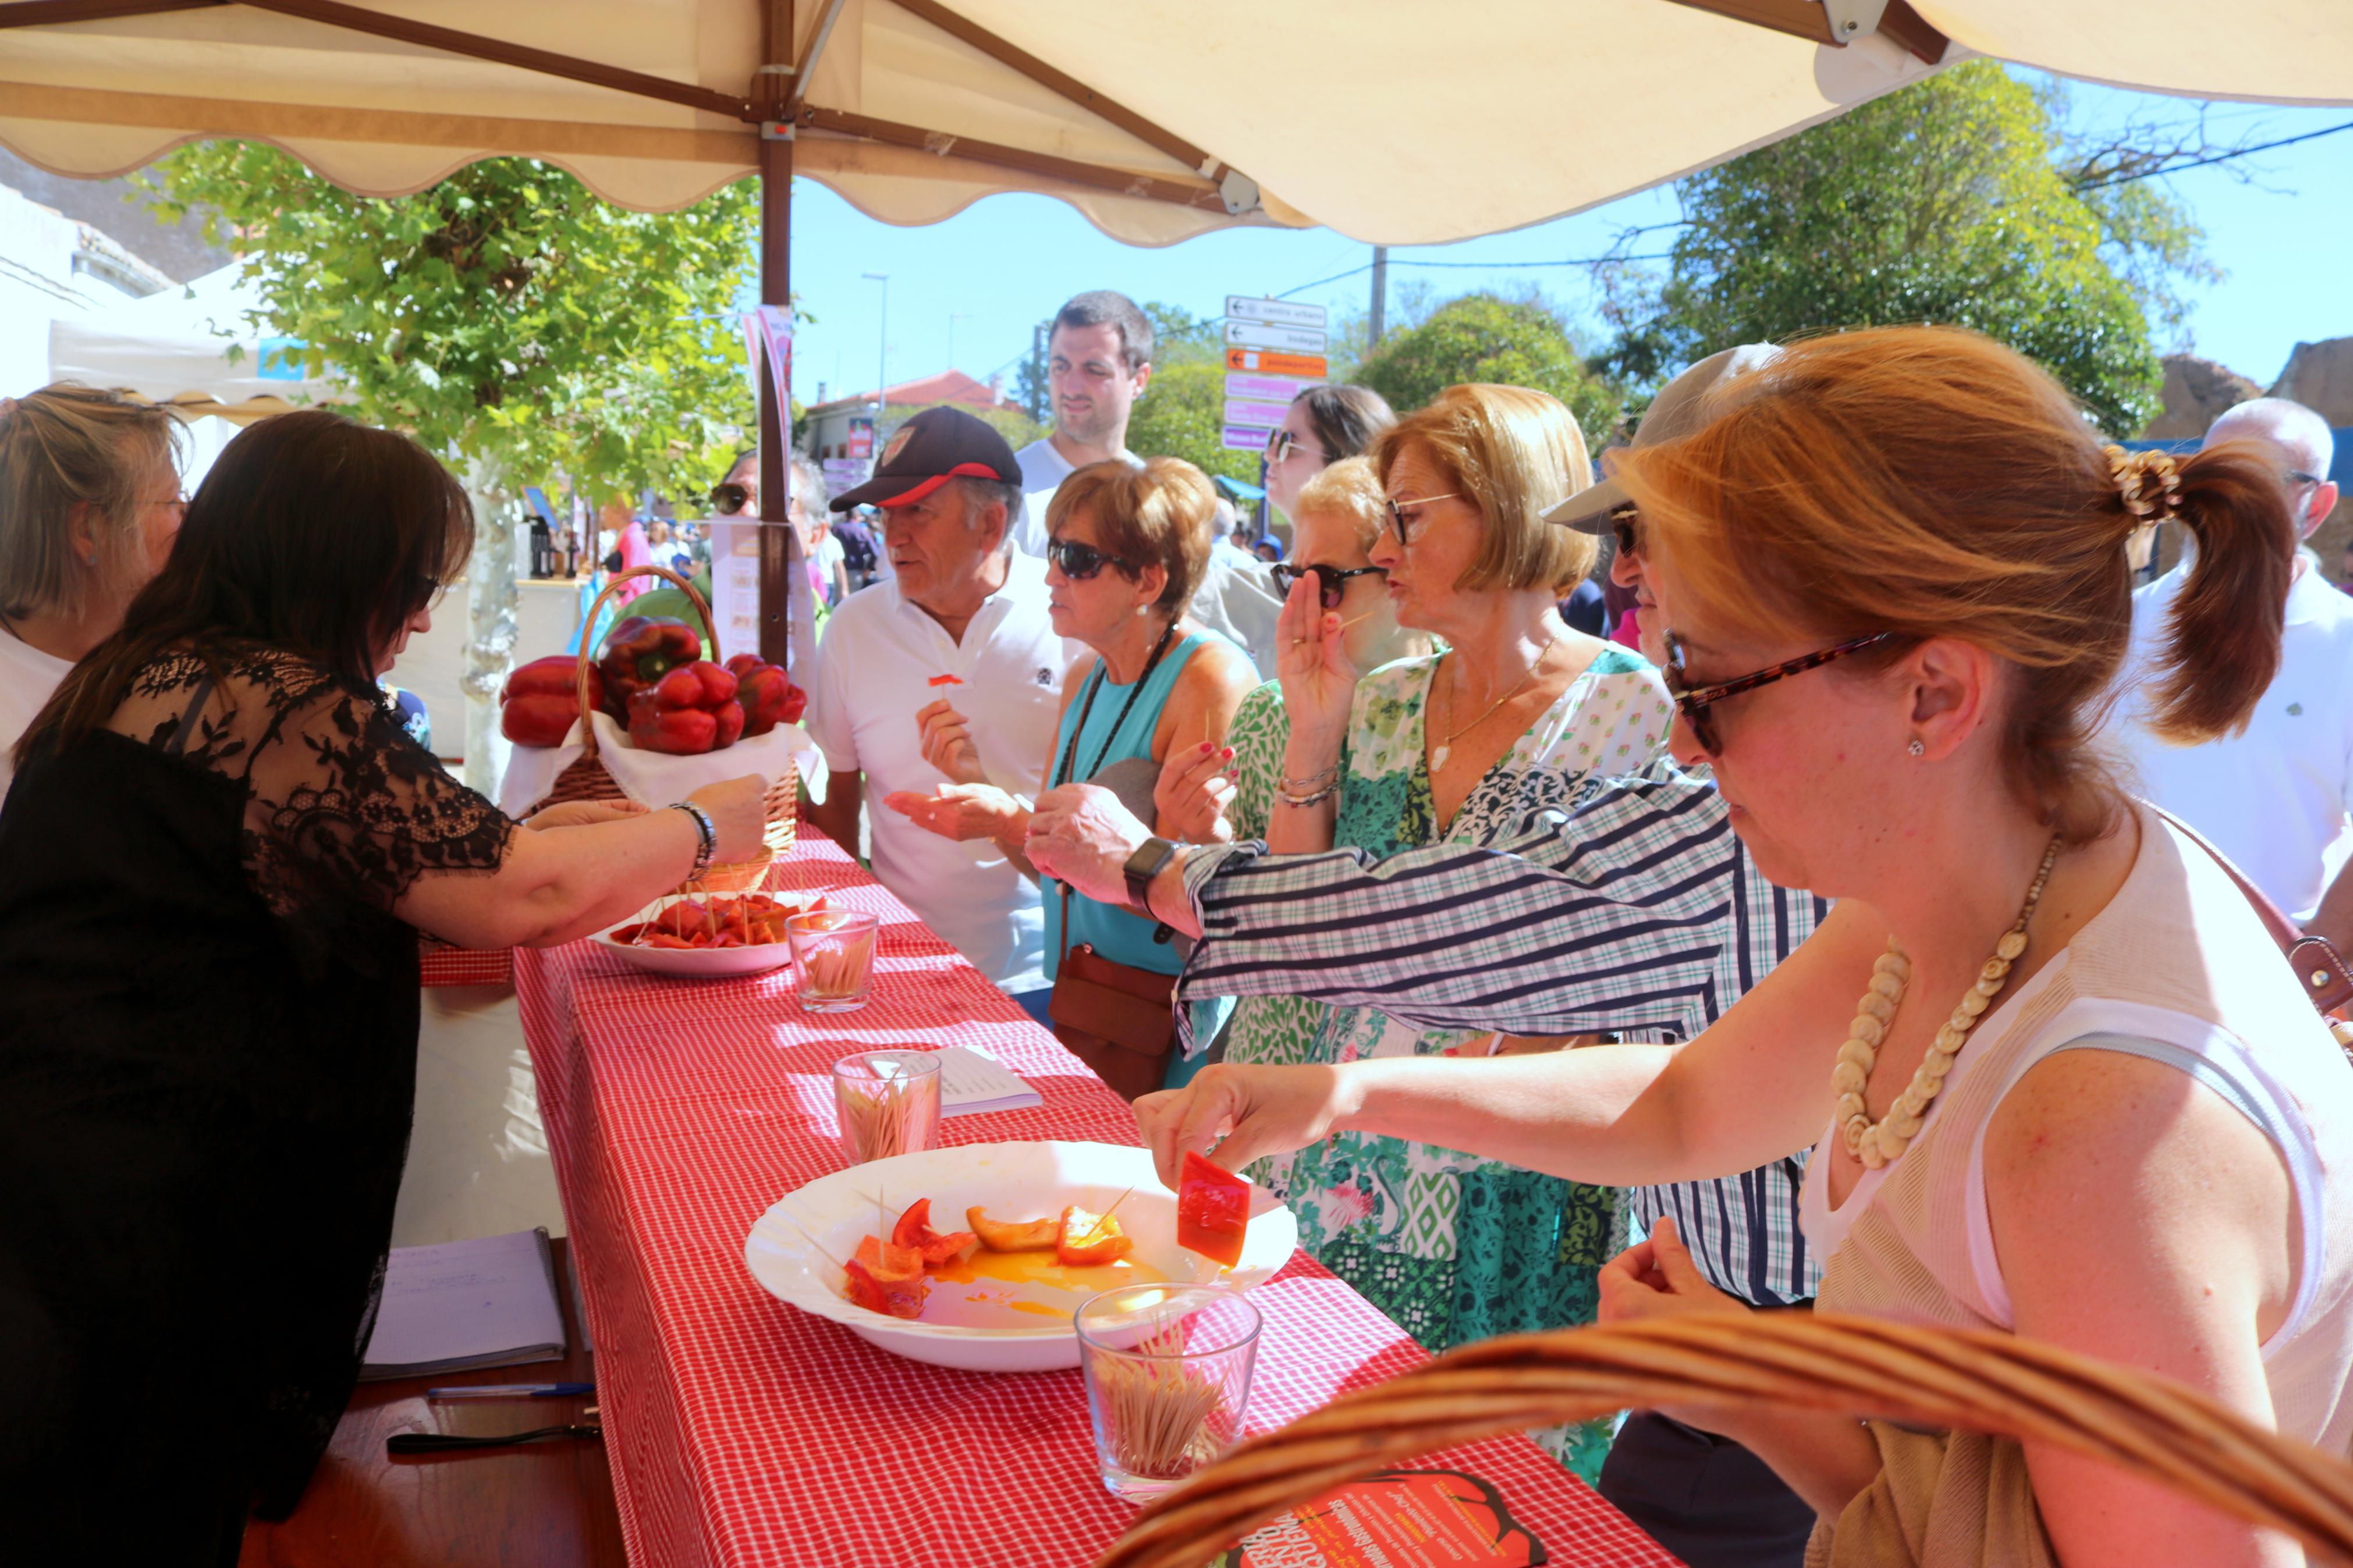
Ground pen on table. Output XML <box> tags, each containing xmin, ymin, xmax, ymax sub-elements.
<box><xmin>425</xmin><ymin>1382</ymin><xmax>595</xmax><ymax>1400</ymax></box>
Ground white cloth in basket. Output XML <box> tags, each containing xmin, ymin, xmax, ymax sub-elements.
<box><xmin>497</xmin><ymin>710</ymin><xmax>818</xmax><ymax>819</ymax></box>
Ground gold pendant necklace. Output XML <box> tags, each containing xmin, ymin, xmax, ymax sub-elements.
<box><xmin>1834</xmin><ymin>835</ymin><xmax>2062</xmax><ymax>1169</ymax></box>
<box><xmin>1429</xmin><ymin>634</ymin><xmax>1559</xmax><ymax>774</ymax></box>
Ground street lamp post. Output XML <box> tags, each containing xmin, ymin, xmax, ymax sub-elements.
<box><xmin>862</xmin><ymin>272</ymin><xmax>889</xmax><ymax>419</ymax></box>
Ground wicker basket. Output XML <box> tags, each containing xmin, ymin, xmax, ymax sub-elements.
<box><xmin>1095</xmin><ymin>1311</ymin><xmax>2353</xmax><ymax>1568</ymax></box>
<box><xmin>533</xmin><ymin>562</ymin><xmax>796</xmax><ymax>891</ymax></box>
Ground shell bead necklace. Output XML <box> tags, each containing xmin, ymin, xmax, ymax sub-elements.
<box><xmin>1834</xmin><ymin>835</ymin><xmax>2063</xmax><ymax>1171</ymax></box>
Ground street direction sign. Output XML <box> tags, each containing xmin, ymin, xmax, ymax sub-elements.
<box><xmin>1225</xmin><ymin>319</ymin><xmax>1327</xmax><ymax>354</ymax></box>
<box><xmin>1224</xmin><ymin>397</ymin><xmax>1290</xmax><ymax>427</ymax></box>
<box><xmin>1222</xmin><ymin>424</ymin><xmax>1275</xmax><ymax>453</ymax></box>
<box><xmin>1225</xmin><ymin>296</ymin><xmax>1328</xmax><ymax>330</ymax></box>
<box><xmin>1226</xmin><ymin>347</ymin><xmax>1329</xmax><ymax>379</ymax></box>
<box><xmin>1223</xmin><ymin>372</ymin><xmax>1320</xmax><ymax>403</ymax></box>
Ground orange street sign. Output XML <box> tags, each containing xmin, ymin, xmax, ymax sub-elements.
<box><xmin>1225</xmin><ymin>347</ymin><xmax>1329</xmax><ymax>379</ymax></box>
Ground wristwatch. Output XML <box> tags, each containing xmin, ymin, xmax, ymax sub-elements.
<box><xmin>1122</xmin><ymin>836</ymin><xmax>1180</xmax><ymax>919</ymax></box>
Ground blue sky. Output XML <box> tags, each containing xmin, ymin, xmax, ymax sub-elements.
<box><xmin>782</xmin><ymin>73</ymin><xmax>2352</xmax><ymax>408</ymax></box>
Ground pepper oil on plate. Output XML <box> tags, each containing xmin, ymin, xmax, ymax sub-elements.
<box><xmin>922</xmin><ymin>1248</ymin><xmax>1167</xmax><ymax>1327</ymax></box>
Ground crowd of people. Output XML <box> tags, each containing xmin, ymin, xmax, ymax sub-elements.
<box><xmin>2</xmin><ymin>293</ymin><xmax>2352</xmax><ymax>1566</ymax></box>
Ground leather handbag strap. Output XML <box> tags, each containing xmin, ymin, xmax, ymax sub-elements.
<box><xmin>2150</xmin><ymin>806</ymin><xmax>2353</xmax><ymax>1033</ymax></box>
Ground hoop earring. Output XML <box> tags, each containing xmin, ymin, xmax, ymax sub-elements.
<box><xmin>1907</xmin><ymin>738</ymin><xmax>1925</xmax><ymax>758</ymax></box>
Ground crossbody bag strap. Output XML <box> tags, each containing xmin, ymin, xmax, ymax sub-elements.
<box><xmin>2149</xmin><ymin>805</ymin><xmax>2353</xmax><ymax>1041</ymax></box>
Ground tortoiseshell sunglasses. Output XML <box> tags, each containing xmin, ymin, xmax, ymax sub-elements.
<box><xmin>1662</xmin><ymin>631</ymin><xmax>1893</xmax><ymax>755</ymax></box>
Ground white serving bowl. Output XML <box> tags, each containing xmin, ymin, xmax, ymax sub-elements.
<box><xmin>593</xmin><ymin>891</ymin><xmax>824</xmax><ymax>979</ymax></box>
<box><xmin>743</xmin><ymin>1140</ymin><xmax>1297</xmax><ymax>1373</ymax></box>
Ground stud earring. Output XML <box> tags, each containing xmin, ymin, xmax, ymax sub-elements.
<box><xmin>1907</xmin><ymin>738</ymin><xmax>1925</xmax><ymax>758</ymax></box>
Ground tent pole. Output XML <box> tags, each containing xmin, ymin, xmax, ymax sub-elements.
<box><xmin>757</xmin><ymin>0</ymin><xmax>795</xmax><ymax>671</ymax></box>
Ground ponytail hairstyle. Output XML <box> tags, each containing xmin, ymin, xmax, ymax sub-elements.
<box><xmin>1617</xmin><ymin>326</ymin><xmax>2294</xmax><ymax>844</ymax></box>
<box><xmin>19</xmin><ymin>408</ymin><xmax>473</xmax><ymax>765</ymax></box>
<box><xmin>0</xmin><ymin>382</ymin><xmax>184</xmax><ymax>623</ymax></box>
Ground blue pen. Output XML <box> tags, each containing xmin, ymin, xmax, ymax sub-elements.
<box><xmin>425</xmin><ymin>1382</ymin><xmax>595</xmax><ymax>1399</ymax></box>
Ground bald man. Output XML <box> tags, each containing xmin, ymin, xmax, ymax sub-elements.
<box><xmin>2107</xmin><ymin>397</ymin><xmax>2352</xmax><ymax>933</ymax></box>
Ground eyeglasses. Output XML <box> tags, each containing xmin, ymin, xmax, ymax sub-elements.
<box><xmin>1264</xmin><ymin>428</ymin><xmax>1330</xmax><ymax>465</ymax></box>
<box><xmin>1269</xmin><ymin>561</ymin><xmax>1386</xmax><ymax>609</ymax></box>
<box><xmin>2287</xmin><ymin>470</ymin><xmax>2323</xmax><ymax>488</ymax></box>
<box><xmin>709</xmin><ymin>481</ymin><xmax>753</xmax><ymax>515</ymax></box>
<box><xmin>1662</xmin><ymin>630</ymin><xmax>1892</xmax><ymax>755</ymax></box>
<box><xmin>1382</xmin><ymin>493</ymin><xmax>1460</xmax><ymax>549</ymax></box>
<box><xmin>1047</xmin><ymin>536</ymin><xmax>1138</xmax><ymax>581</ymax></box>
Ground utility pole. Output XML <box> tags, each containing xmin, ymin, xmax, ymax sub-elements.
<box><xmin>862</xmin><ymin>271</ymin><xmax>889</xmax><ymax>415</ymax></box>
<box><xmin>1029</xmin><ymin>321</ymin><xmax>1049</xmax><ymax>424</ymax></box>
<box><xmin>1369</xmin><ymin>245</ymin><xmax>1389</xmax><ymax>351</ymax></box>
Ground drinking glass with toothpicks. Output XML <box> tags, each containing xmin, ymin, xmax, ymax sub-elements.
<box><xmin>788</xmin><ymin>909</ymin><xmax>880</xmax><ymax>1013</ymax></box>
<box><xmin>1075</xmin><ymin>1283</ymin><xmax>1261</xmax><ymax>1502</ymax></box>
<box><xmin>831</xmin><ymin>1050</ymin><xmax>941</xmax><ymax>1166</ymax></box>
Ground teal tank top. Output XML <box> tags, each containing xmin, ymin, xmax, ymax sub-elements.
<box><xmin>1044</xmin><ymin>632</ymin><xmax>1212</xmax><ymax>982</ymax></box>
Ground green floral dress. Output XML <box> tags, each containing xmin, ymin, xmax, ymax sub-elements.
<box><xmin>1219</xmin><ymin>647</ymin><xmax>1674</xmax><ymax>1481</ymax></box>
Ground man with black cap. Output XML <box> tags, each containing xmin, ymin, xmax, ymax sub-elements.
<box><xmin>1025</xmin><ymin>346</ymin><xmax>1827</xmax><ymax>1568</ymax></box>
<box><xmin>804</xmin><ymin>407</ymin><xmax>1076</xmax><ymax>998</ymax></box>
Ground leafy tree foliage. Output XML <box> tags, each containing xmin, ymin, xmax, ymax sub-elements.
<box><xmin>1606</xmin><ymin>62</ymin><xmax>2163</xmax><ymax>435</ymax></box>
<box><xmin>1358</xmin><ymin>292</ymin><xmax>1621</xmax><ymax>447</ymax></box>
<box><xmin>143</xmin><ymin>144</ymin><xmax>760</xmax><ymax>498</ymax></box>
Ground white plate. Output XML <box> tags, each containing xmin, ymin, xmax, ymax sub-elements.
<box><xmin>743</xmin><ymin>1140</ymin><xmax>1297</xmax><ymax>1373</ymax></box>
<box><xmin>593</xmin><ymin>891</ymin><xmax>823</xmax><ymax>979</ymax></box>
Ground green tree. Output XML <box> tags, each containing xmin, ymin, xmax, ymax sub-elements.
<box><xmin>1124</xmin><ymin>360</ymin><xmax>1261</xmax><ymax>487</ymax></box>
<box><xmin>144</xmin><ymin>143</ymin><xmax>764</xmax><ymax>782</ymax></box>
<box><xmin>1616</xmin><ymin>61</ymin><xmax>2163</xmax><ymax>436</ymax></box>
<box><xmin>1357</xmin><ymin>291</ymin><xmax>1622</xmax><ymax>447</ymax></box>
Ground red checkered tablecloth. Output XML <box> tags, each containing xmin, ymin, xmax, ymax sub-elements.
<box><xmin>516</xmin><ymin>830</ymin><xmax>1681</xmax><ymax>1568</ymax></box>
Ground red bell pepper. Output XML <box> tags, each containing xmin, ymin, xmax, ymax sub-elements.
<box><xmin>625</xmin><ymin>660</ymin><xmax>744</xmax><ymax>755</ymax></box>
<box><xmin>843</xmin><ymin>1235</ymin><xmax>929</xmax><ymax>1320</ymax></box>
<box><xmin>725</xmin><ymin>652</ymin><xmax>805</xmax><ymax>734</ymax></box>
<box><xmin>597</xmin><ymin>615</ymin><xmax>702</xmax><ymax>721</ymax></box>
<box><xmin>889</xmin><ymin>1198</ymin><xmax>979</xmax><ymax>1267</ymax></box>
<box><xmin>498</xmin><ymin>655</ymin><xmax>602</xmax><ymax>748</ymax></box>
<box><xmin>1176</xmin><ymin>1150</ymin><xmax>1251</xmax><ymax>1268</ymax></box>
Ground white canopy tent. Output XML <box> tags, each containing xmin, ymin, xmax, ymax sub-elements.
<box><xmin>47</xmin><ymin>259</ymin><xmax>343</xmax><ymax>426</ymax></box>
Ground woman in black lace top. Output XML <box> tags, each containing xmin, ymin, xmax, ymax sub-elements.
<box><xmin>0</xmin><ymin>410</ymin><xmax>766</xmax><ymax>1562</ymax></box>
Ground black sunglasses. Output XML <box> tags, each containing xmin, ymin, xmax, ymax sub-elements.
<box><xmin>1270</xmin><ymin>561</ymin><xmax>1386</xmax><ymax>609</ymax></box>
<box><xmin>1609</xmin><ymin>510</ymin><xmax>1639</xmax><ymax>559</ymax></box>
<box><xmin>1662</xmin><ymin>630</ymin><xmax>1892</xmax><ymax>755</ymax></box>
<box><xmin>709</xmin><ymin>482</ymin><xmax>752</xmax><ymax>516</ymax></box>
<box><xmin>1047</xmin><ymin>536</ymin><xmax>1139</xmax><ymax>581</ymax></box>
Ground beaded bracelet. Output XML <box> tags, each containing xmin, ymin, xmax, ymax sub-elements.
<box><xmin>670</xmin><ymin>800</ymin><xmax>718</xmax><ymax>874</ymax></box>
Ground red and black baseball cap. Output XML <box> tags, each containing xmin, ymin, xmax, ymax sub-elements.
<box><xmin>828</xmin><ymin>406</ymin><xmax>1023</xmax><ymax>511</ymax></box>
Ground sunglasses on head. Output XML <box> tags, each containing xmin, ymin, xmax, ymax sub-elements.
<box><xmin>709</xmin><ymin>482</ymin><xmax>752</xmax><ymax>516</ymax></box>
<box><xmin>1662</xmin><ymin>630</ymin><xmax>1892</xmax><ymax>755</ymax></box>
<box><xmin>1264</xmin><ymin>428</ymin><xmax>1330</xmax><ymax>465</ymax></box>
<box><xmin>1046</xmin><ymin>536</ymin><xmax>1139</xmax><ymax>581</ymax></box>
<box><xmin>1269</xmin><ymin>561</ymin><xmax>1386</xmax><ymax>609</ymax></box>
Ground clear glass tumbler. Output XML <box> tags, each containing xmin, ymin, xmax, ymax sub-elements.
<box><xmin>787</xmin><ymin>909</ymin><xmax>880</xmax><ymax>1012</ymax></box>
<box><xmin>1075</xmin><ymin>1283</ymin><xmax>1262</xmax><ymax>1503</ymax></box>
<box><xmin>831</xmin><ymin>1050</ymin><xmax>941</xmax><ymax>1165</ymax></box>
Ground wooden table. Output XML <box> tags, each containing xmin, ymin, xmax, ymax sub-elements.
<box><xmin>239</xmin><ymin>1238</ymin><xmax>623</xmax><ymax>1568</ymax></box>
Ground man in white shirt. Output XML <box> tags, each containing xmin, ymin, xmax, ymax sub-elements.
<box><xmin>1011</xmin><ymin>290</ymin><xmax>1154</xmax><ymax>556</ymax></box>
<box><xmin>2110</xmin><ymin>397</ymin><xmax>2351</xmax><ymax>926</ymax></box>
<box><xmin>804</xmin><ymin>407</ymin><xmax>1075</xmax><ymax>993</ymax></box>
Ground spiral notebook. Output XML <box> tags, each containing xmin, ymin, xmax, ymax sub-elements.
<box><xmin>359</xmin><ymin>1227</ymin><xmax>568</xmax><ymax>1381</ymax></box>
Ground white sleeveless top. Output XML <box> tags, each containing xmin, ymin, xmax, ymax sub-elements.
<box><xmin>1801</xmin><ymin>805</ymin><xmax>2353</xmax><ymax>1455</ymax></box>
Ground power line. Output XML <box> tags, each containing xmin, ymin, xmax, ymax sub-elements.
<box><xmin>2074</xmin><ymin>118</ymin><xmax>2353</xmax><ymax>192</ymax></box>
<box><xmin>1275</xmin><ymin>250</ymin><xmax>1676</xmax><ymax>300</ymax></box>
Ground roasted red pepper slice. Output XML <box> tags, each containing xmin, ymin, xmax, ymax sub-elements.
<box><xmin>843</xmin><ymin>1235</ymin><xmax>928</xmax><ymax>1320</ymax></box>
<box><xmin>1057</xmin><ymin>1204</ymin><xmax>1133</xmax><ymax>1267</ymax></box>
<box><xmin>1176</xmin><ymin>1150</ymin><xmax>1251</xmax><ymax>1268</ymax></box>
<box><xmin>927</xmin><ymin>674</ymin><xmax>964</xmax><ymax>687</ymax></box>
<box><xmin>889</xmin><ymin>1199</ymin><xmax>978</xmax><ymax>1265</ymax></box>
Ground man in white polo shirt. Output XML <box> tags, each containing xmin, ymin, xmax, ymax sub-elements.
<box><xmin>2110</xmin><ymin>397</ymin><xmax>2352</xmax><ymax>930</ymax></box>
<box><xmin>804</xmin><ymin>408</ymin><xmax>1074</xmax><ymax>994</ymax></box>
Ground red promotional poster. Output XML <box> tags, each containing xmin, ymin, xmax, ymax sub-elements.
<box><xmin>1213</xmin><ymin>1470</ymin><xmax>1546</xmax><ymax>1567</ymax></box>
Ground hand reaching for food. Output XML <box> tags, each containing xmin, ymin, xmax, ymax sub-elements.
<box><xmin>883</xmin><ymin>781</ymin><xmax>1027</xmax><ymax>844</ymax></box>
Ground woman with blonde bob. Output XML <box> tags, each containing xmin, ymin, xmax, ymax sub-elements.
<box><xmin>1159</xmin><ymin>384</ymin><xmax>1674</xmax><ymax>1480</ymax></box>
<box><xmin>1088</xmin><ymin>328</ymin><xmax>2352</xmax><ymax>1565</ymax></box>
<box><xmin>0</xmin><ymin>383</ymin><xmax>186</xmax><ymax>791</ymax></box>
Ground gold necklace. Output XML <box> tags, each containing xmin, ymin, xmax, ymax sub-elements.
<box><xmin>1429</xmin><ymin>634</ymin><xmax>1559</xmax><ymax>774</ymax></box>
<box><xmin>1834</xmin><ymin>835</ymin><xmax>2062</xmax><ymax>1169</ymax></box>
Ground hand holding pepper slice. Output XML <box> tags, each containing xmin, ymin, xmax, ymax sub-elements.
<box><xmin>626</xmin><ymin>660</ymin><xmax>744</xmax><ymax>755</ymax></box>
<box><xmin>1175</xmin><ymin>1150</ymin><xmax>1251</xmax><ymax>1268</ymax></box>
<box><xmin>499</xmin><ymin>655</ymin><xmax>602</xmax><ymax>748</ymax></box>
<box><xmin>725</xmin><ymin>652</ymin><xmax>805</xmax><ymax>734</ymax></box>
<box><xmin>597</xmin><ymin>615</ymin><xmax>702</xmax><ymax>721</ymax></box>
